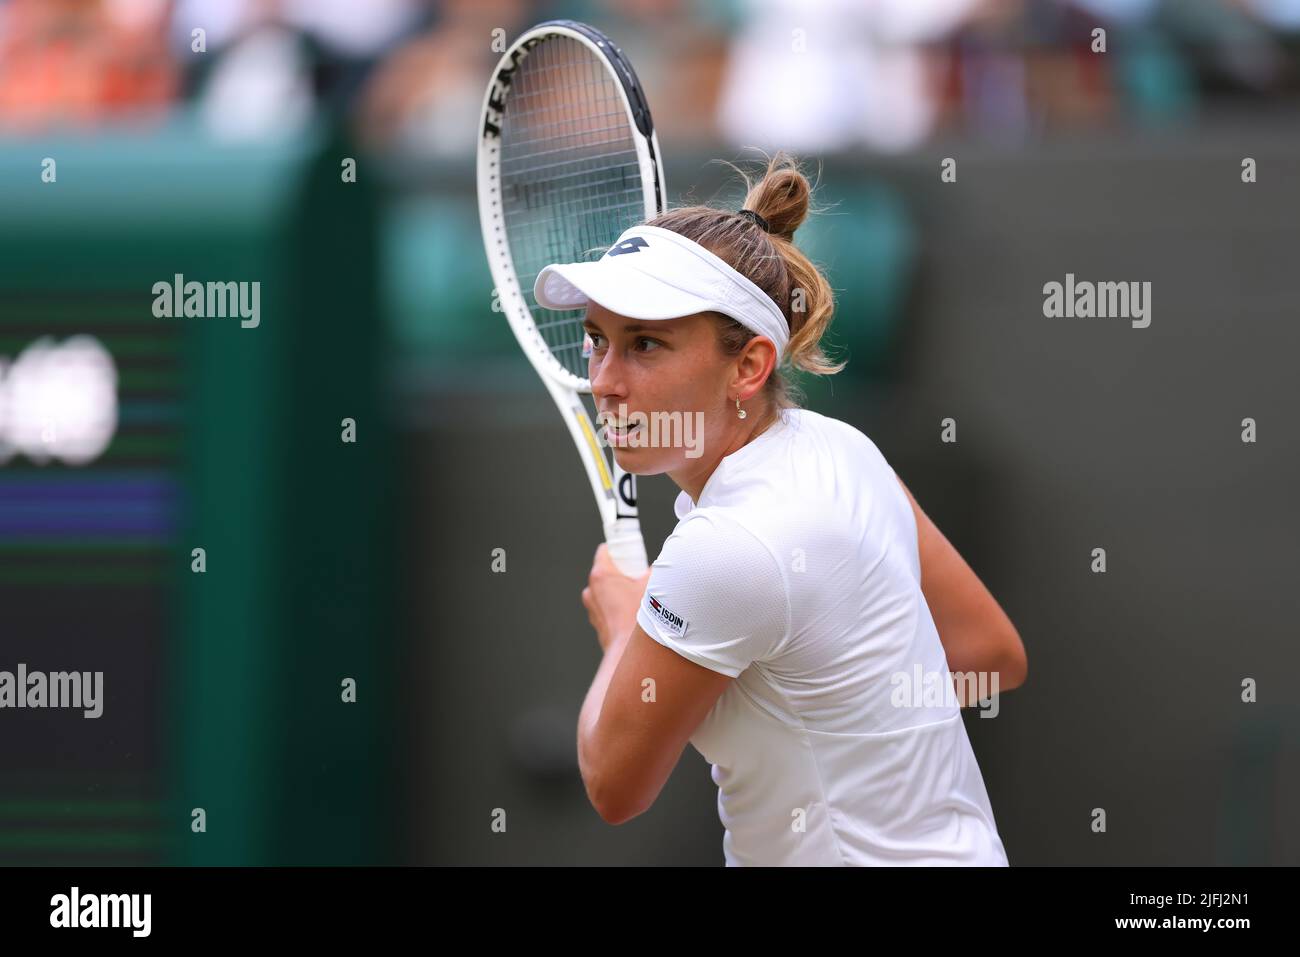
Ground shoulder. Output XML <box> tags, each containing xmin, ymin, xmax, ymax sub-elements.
<box><xmin>792</xmin><ymin>407</ymin><xmax>877</xmax><ymax>448</ymax></box>
<box><xmin>640</xmin><ymin>510</ymin><xmax>792</xmax><ymax>674</ymax></box>
<box><xmin>661</xmin><ymin>509</ymin><xmax>786</xmax><ymax>586</ymax></box>
<box><xmin>788</xmin><ymin>408</ymin><xmax>894</xmax><ymax>479</ymax></box>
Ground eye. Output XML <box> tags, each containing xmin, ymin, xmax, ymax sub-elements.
<box><xmin>584</xmin><ymin>332</ymin><xmax>605</xmax><ymax>356</ymax></box>
<box><xmin>635</xmin><ymin>336</ymin><xmax>662</xmax><ymax>353</ymax></box>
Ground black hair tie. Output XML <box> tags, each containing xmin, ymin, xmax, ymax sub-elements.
<box><xmin>737</xmin><ymin>208</ymin><xmax>770</xmax><ymax>233</ymax></box>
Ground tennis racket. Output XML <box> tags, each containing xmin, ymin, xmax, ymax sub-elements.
<box><xmin>477</xmin><ymin>20</ymin><xmax>666</xmax><ymax>576</ymax></box>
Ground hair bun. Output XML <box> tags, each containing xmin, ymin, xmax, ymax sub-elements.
<box><xmin>744</xmin><ymin>151</ymin><xmax>811</xmax><ymax>241</ymax></box>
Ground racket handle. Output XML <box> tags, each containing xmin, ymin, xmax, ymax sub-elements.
<box><xmin>604</xmin><ymin>517</ymin><xmax>649</xmax><ymax>577</ymax></box>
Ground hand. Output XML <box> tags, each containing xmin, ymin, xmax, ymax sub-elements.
<box><xmin>581</xmin><ymin>544</ymin><xmax>652</xmax><ymax>653</ymax></box>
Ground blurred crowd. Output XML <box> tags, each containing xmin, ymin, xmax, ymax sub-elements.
<box><xmin>0</xmin><ymin>0</ymin><xmax>1298</xmax><ymax>153</ymax></box>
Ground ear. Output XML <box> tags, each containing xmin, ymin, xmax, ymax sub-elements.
<box><xmin>731</xmin><ymin>336</ymin><xmax>778</xmax><ymax>400</ymax></box>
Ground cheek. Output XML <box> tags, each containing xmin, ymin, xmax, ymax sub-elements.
<box><xmin>670</xmin><ymin>352</ymin><xmax>726</xmax><ymax>405</ymax></box>
<box><xmin>628</xmin><ymin>359</ymin><xmax>682</xmax><ymax>407</ymax></box>
<box><xmin>619</xmin><ymin>347</ymin><xmax>729</xmax><ymax>415</ymax></box>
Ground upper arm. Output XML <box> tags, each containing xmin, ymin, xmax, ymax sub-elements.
<box><xmin>585</xmin><ymin>514</ymin><xmax>788</xmax><ymax>824</ymax></box>
<box><xmin>895</xmin><ymin>473</ymin><xmax>1027</xmax><ymax>688</ymax></box>
<box><xmin>584</xmin><ymin>624</ymin><xmax>733</xmax><ymax>825</ymax></box>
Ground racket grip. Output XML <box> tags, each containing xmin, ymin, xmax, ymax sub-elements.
<box><xmin>604</xmin><ymin>517</ymin><xmax>649</xmax><ymax>577</ymax></box>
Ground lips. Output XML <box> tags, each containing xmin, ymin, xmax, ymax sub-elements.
<box><xmin>598</xmin><ymin>411</ymin><xmax>643</xmax><ymax>444</ymax></box>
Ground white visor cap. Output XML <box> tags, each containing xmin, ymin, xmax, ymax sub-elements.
<box><xmin>534</xmin><ymin>224</ymin><xmax>790</xmax><ymax>361</ymax></box>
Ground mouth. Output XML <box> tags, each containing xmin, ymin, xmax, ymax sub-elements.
<box><xmin>598</xmin><ymin>412</ymin><xmax>644</xmax><ymax>446</ymax></box>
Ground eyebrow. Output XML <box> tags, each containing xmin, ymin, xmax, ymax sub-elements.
<box><xmin>581</xmin><ymin>319</ymin><xmax>676</xmax><ymax>336</ymax></box>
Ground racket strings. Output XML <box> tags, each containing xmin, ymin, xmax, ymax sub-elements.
<box><xmin>500</xmin><ymin>136</ymin><xmax>638</xmax><ymax>165</ymax></box>
<box><xmin>497</xmin><ymin>34</ymin><xmax>648</xmax><ymax>383</ymax></box>
<box><xmin>499</xmin><ymin>179</ymin><xmax>642</xmax><ymax>217</ymax></box>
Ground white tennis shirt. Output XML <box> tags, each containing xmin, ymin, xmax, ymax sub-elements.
<box><xmin>635</xmin><ymin>407</ymin><xmax>1009</xmax><ymax>866</ymax></box>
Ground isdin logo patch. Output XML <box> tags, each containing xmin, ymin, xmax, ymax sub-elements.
<box><xmin>645</xmin><ymin>593</ymin><xmax>688</xmax><ymax>637</ymax></box>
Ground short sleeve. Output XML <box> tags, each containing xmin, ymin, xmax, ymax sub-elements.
<box><xmin>635</xmin><ymin>512</ymin><xmax>790</xmax><ymax>678</ymax></box>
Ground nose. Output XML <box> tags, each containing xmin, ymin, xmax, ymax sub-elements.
<box><xmin>589</xmin><ymin>341</ymin><xmax>627</xmax><ymax>406</ymax></box>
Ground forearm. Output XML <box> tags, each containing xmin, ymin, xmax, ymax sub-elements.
<box><xmin>577</xmin><ymin>629</ymin><xmax>633</xmax><ymax>783</ymax></box>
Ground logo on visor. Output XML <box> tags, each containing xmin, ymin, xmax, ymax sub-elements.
<box><xmin>606</xmin><ymin>237</ymin><xmax>649</xmax><ymax>257</ymax></box>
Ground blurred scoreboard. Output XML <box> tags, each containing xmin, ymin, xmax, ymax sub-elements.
<box><xmin>0</xmin><ymin>122</ymin><xmax>398</xmax><ymax>864</ymax></box>
<box><xmin>0</xmin><ymin>285</ymin><xmax>181</xmax><ymax>864</ymax></box>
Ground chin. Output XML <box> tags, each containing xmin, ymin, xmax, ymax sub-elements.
<box><xmin>613</xmin><ymin>448</ymin><xmax>669</xmax><ymax>476</ymax></box>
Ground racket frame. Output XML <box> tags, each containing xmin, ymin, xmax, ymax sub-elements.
<box><xmin>477</xmin><ymin>20</ymin><xmax>666</xmax><ymax>575</ymax></box>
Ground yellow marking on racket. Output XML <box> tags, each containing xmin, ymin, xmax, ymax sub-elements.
<box><xmin>576</xmin><ymin>409</ymin><xmax>613</xmax><ymax>491</ymax></box>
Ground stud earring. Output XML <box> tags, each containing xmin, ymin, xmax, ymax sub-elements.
<box><xmin>735</xmin><ymin>397</ymin><xmax>747</xmax><ymax>420</ymax></box>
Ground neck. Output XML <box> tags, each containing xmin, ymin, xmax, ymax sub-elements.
<box><xmin>669</xmin><ymin>405</ymin><xmax>782</xmax><ymax>504</ymax></box>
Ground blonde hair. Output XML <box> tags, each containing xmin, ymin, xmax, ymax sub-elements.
<box><xmin>644</xmin><ymin>150</ymin><xmax>844</xmax><ymax>411</ymax></box>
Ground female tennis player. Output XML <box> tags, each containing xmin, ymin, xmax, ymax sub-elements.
<box><xmin>535</xmin><ymin>152</ymin><xmax>1027</xmax><ymax>866</ymax></box>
